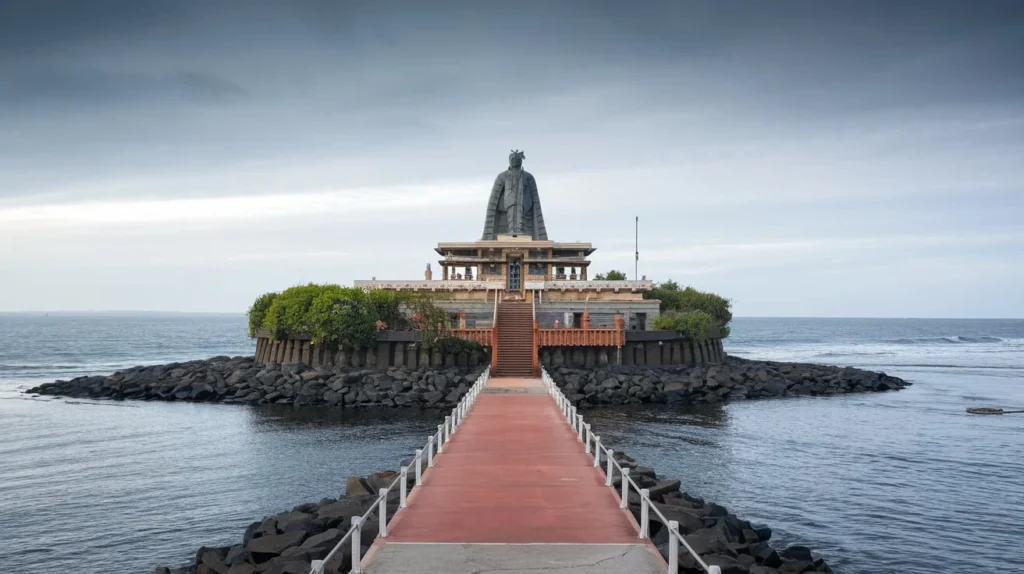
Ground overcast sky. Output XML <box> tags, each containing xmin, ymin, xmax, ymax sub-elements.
<box><xmin>1</xmin><ymin>1</ymin><xmax>1022</xmax><ymax>317</ymax></box>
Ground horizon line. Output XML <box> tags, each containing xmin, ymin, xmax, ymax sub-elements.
<box><xmin>1</xmin><ymin>311</ymin><xmax>1021</xmax><ymax>321</ymax></box>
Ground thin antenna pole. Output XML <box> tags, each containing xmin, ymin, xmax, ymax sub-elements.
<box><xmin>634</xmin><ymin>216</ymin><xmax>639</xmax><ymax>281</ymax></box>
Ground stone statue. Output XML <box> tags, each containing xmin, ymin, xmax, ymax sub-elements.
<box><xmin>481</xmin><ymin>150</ymin><xmax>548</xmax><ymax>240</ymax></box>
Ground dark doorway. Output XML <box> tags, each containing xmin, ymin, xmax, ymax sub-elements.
<box><xmin>507</xmin><ymin>258</ymin><xmax>522</xmax><ymax>291</ymax></box>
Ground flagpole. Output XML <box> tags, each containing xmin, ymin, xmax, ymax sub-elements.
<box><xmin>634</xmin><ymin>216</ymin><xmax>639</xmax><ymax>281</ymax></box>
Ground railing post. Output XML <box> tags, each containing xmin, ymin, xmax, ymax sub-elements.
<box><xmin>639</xmin><ymin>488</ymin><xmax>650</xmax><ymax>539</ymax></box>
<box><xmin>436</xmin><ymin>425</ymin><xmax>444</xmax><ymax>454</ymax></box>
<box><xmin>620</xmin><ymin>468</ymin><xmax>630</xmax><ymax>508</ymax></box>
<box><xmin>584</xmin><ymin>424</ymin><xmax>592</xmax><ymax>454</ymax></box>
<box><xmin>400</xmin><ymin>466</ymin><xmax>408</xmax><ymax>508</ymax></box>
<box><xmin>668</xmin><ymin>520</ymin><xmax>679</xmax><ymax>574</ymax></box>
<box><xmin>708</xmin><ymin>567</ymin><xmax>722</xmax><ymax>574</ymax></box>
<box><xmin>378</xmin><ymin>490</ymin><xmax>387</xmax><ymax>537</ymax></box>
<box><xmin>351</xmin><ymin>516</ymin><xmax>362</xmax><ymax>574</ymax></box>
<box><xmin>444</xmin><ymin>416</ymin><xmax>452</xmax><ymax>443</ymax></box>
<box><xmin>577</xmin><ymin>414</ymin><xmax>585</xmax><ymax>442</ymax></box>
<box><xmin>415</xmin><ymin>449</ymin><xmax>423</xmax><ymax>485</ymax></box>
<box><xmin>427</xmin><ymin>436</ymin><xmax>435</xmax><ymax>467</ymax></box>
<box><xmin>593</xmin><ymin>437</ymin><xmax>601</xmax><ymax>467</ymax></box>
<box><xmin>605</xmin><ymin>449</ymin><xmax>614</xmax><ymax>486</ymax></box>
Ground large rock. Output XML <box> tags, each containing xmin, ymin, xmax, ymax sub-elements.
<box><xmin>650</xmin><ymin>502</ymin><xmax>704</xmax><ymax>534</ymax></box>
<box><xmin>345</xmin><ymin>476</ymin><xmax>372</xmax><ymax>497</ymax></box>
<box><xmin>301</xmin><ymin>528</ymin><xmax>345</xmax><ymax>550</ymax></box>
<box><xmin>316</xmin><ymin>498</ymin><xmax>363</xmax><ymax>519</ymax></box>
<box><xmin>366</xmin><ymin>470</ymin><xmax>398</xmax><ymax>493</ymax></box>
<box><xmin>246</xmin><ymin>531</ymin><xmax>307</xmax><ymax>558</ymax></box>
<box><xmin>274</xmin><ymin>511</ymin><xmax>312</xmax><ymax>534</ymax></box>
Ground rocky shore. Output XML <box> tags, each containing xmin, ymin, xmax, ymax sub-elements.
<box><xmin>26</xmin><ymin>355</ymin><xmax>906</xmax><ymax>410</ymax></box>
<box><xmin>158</xmin><ymin>450</ymin><xmax>831</xmax><ymax>574</ymax></box>
<box><xmin>549</xmin><ymin>355</ymin><xmax>909</xmax><ymax>406</ymax></box>
<box><xmin>26</xmin><ymin>356</ymin><xmax>484</xmax><ymax>409</ymax></box>
<box><xmin>155</xmin><ymin>469</ymin><xmax>400</xmax><ymax>574</ymax></box>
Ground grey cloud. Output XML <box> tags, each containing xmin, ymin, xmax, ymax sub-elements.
<box><xmin>0</xmin><ymin>67</ymin><xmax>245</xmax><ymax>105</ymax></box>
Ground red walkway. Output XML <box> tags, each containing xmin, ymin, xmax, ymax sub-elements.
<box><xmin>361</xmin><ymin>377</ymin><xmax>665</xmax><ymax>573</ymax></box>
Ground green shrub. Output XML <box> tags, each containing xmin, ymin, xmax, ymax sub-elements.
<box><xmin>645</xmin><ymin>281</ymin><xmax>732</xmax><ymax>336</ymax></box>
<box><xmin>247</xmin><ymin>292</ymin><xmax>278</xmax><ymax>337</ymax></box>
<box><xmin>431</xmin><ymin>336</ymin><xmax>485</xmax><ymax>356</ymax></box>
<box><xmin>406</xmin><ymin>295</ymin><xmax>453</xmax><ymax>348</ymax></box>
<box><xmin>367</xmin><ymin>289</ymin><xmax>408</xmax><ymax>331</ymax></box>
<box><xmin>263</xmin><ymin>284</ymin><xmax>323</xmax><ymax>340</ymax></box>
<box><xmin>652</xmin><ymin>310</ymin><xmax>716</xmax><ymax>341</ymax></box>
<box><xmin>594</xmin><ymin>270</ymin><xmax>628</xmax><ymax>280</ymax></box>
<box><xmin>308</xmin><ymin>285</ymin><xmax>377</xmax><ymax>348</ymax></box>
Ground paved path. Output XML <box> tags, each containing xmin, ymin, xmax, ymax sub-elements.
<box><xmin>361</xmin><ymin>377</ymin><xmax>665</xmax><ymax>573</ymax></box>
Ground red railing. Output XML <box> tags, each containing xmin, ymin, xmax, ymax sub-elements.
<box><xmin>536</xmin><ymin>328</ymin><xmax>625</xmax><ymax>347</ymax></box>
<box><xmin>446</xmin><ymin>328</ymin><xmax>494</xmax><ymax>346</ymax></box>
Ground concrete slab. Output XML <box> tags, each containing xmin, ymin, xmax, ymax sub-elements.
<box><xmin>364</xmin><ymin>543</ymin><xmax>666</xmax><ymax>574</ymax></box>
<box><xmin>484</xmin><ymin>377</ymin><xmax>547</xmax><ymax>393</ymax></box>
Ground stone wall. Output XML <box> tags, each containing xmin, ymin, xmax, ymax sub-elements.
<box><xmin>541</xmin><ymin>335</ymin><xmax>726</xmax><ymax>368</ymax></box>
<box><xmin>253</xmin><ymin>333</ymin><xmax>488</xmax><ymax>370</ymax></box>
<box><xmin>256</xmin><ymin>330</ymin><xmax>726</xmax><ymax>370</ymax></box>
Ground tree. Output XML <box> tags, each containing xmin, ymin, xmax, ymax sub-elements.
<box><xmin>643</xmin><ymin>280</ymin><xmax>732</xmax><ymax>338</ymax></box>
<box><xmin>594</xmin><ymin>270</ymin><xmax>628</xmax><ymax>280</ymax></box>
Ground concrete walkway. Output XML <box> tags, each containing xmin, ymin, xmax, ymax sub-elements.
<box><xmin>361</xmin><ymin>377</ymin><xmax>665</xmax><ymax>573</ymax></box>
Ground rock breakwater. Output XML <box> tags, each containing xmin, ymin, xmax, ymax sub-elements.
<box><xmin>27</xmin><ymin>356</ymin><xmax>484</xmax><ymax>409</ymax></box>
<box><xmin>155</xmin><ymin>468</ymin><xmax>406</xmax><ymax>574</ymax></box>
<box><xmin>550</xmin><ymin>355</ymin><xmax>909</xmax><ymax>406</ymax></box>
<box><xmin>610</xmin><ymin>450</ymin><xmax>834</xmax><ymax>574</ymax></box>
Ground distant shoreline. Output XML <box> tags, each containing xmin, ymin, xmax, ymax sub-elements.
<box><xmin>0</xmin><ymin>311</ymin><xmax>246</xmax><ymax>317</ymax></box>
<box><xmin>3</xmin><ymin>312</ymin><xmax>1021</xmax><ymax>319</ymax></box>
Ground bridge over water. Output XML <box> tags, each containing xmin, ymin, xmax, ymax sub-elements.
<box><xmin>310</xmin><ymin>370</ymin><xmax>722</xmax><ymax>574</ymax></box>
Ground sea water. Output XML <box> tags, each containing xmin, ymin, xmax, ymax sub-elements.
<box><xmin>1</xmin><ymin>315</ymin><xmax>1022</xmax><ymax>573</ymax></box>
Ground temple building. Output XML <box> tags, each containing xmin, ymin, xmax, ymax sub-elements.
<box><xmin>353</xmin><ymin>151</ymin><xmax>668</xmax><ymax>376</ymax></box>
<box><xmin>355</xmin><ymin>151</ymin><xmax>660</xmax><ymax>332</ymax></box>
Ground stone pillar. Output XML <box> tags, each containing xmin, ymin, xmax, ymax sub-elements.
<box><xmin>377</xmin><ymin>342</ymin><xmax>391</xmax><ymax>369</ymax></box>
<box><xmin>645</xmin><ymin>342</ymin><xmax>661</xmax><ymax>366</ymax></box>
<box><xmin>425</xmin><ymin>264</ymin><xmax>433</xmax><ymax>280</ymax></box>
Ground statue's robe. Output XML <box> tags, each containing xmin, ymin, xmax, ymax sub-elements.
<box><xmin>481</xmin><ymin>168</ymin><xmax>548</xmax><ymax>240</ymax></box>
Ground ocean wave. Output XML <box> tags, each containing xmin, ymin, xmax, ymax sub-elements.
<box><xmin>885</xmin><ymin>336</ymin><xmax>1004</xmax><ymax>345</ymax></box>
<box><xmin>813</xmin><ymin>351</ymin><xmax>897</xmax><ymax>358</ymax></box>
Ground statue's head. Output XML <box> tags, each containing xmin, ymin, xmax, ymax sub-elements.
<box><xmin>509</xmin><ymin>149</ymin><xmax>525</xmax><ymax>169</ymax></box>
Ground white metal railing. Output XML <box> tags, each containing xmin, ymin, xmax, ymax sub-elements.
<box><xmin>309</xmin><ymin>367</ymin><xmax>491</xmax><ymax>574</ymax></box>
<box><xmin>540</xmin><ymin>368</ymin><xmax>722</xmax><ymax>574</ymax></box>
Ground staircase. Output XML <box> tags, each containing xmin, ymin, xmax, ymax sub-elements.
<box><xmin>494</xmin><ymin>301</ymin><xmax>536</xmax><ymax>377</ymax></box>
